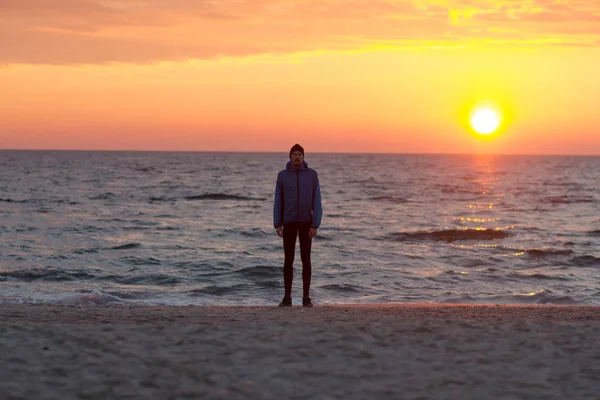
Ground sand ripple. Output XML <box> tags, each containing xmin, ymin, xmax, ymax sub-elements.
<box><xmin>1</xmin><ymin>304</ymin><xmax>599</xmax><ymax>400</ymax></box>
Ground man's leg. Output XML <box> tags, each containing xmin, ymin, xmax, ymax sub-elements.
<box><xmin>298</xmin><ymin>222</ymin><xmax>313</xmax><ymax>299</ymax></box>
<box><xmin>282</xmin><ymin>223</ymin><xmax>298</xmax><ymax>299</ymax></box>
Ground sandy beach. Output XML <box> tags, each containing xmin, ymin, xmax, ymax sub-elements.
<box><xmin>1</xmin><ymin>303</ymin><xmax>599</xmax><ymax>399</ymax></box>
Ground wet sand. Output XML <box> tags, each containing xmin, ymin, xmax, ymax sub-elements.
<box><xmin>1</xmin><ymin>303</ymin><xmax>599</xmax><ymax>399</ymax></box>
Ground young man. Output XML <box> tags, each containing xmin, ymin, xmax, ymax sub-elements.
<box><xmin>273</xmin><ymin>144</ymin><xmax>322</xmax><ymax>307</ymax></box>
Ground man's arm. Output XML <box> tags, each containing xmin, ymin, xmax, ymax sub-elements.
<box><xmin>273</xmin><ymin>173</ymin><xmax>284</xmax><ymax>232</ymax></box>
<box><xmin>311</xmin><ymin>175</ymin><xmax>322</xmax><ymax>229</ymax></box>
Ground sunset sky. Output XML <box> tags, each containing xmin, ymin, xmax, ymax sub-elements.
<box><xmin>1</xmin><ymin>0</ymin><xmax>599</xmax><ymax>154</ymax></box>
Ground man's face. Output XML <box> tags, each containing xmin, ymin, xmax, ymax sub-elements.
<box><xmin>290</xmin><ymin>151</ymin><xmax>304</xmax><ymax>166</ymax></box>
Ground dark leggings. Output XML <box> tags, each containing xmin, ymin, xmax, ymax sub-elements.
<box><xmin>283</xmin><ymin>222</ymin><xmax>312</xmax><ymax>298</ymax></box>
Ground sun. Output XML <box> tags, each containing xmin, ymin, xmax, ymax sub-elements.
<box><xmin>470</xmin><ymin>108</ymin><xmax>500</xmax><ymax>135</ymax></box>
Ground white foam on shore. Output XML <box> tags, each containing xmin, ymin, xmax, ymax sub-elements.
<box><xmin>55</xmin><ymin>289</ymin><xmax>126</xmax><ymax>305</ymax></box>
<box><xmin>0</xmin><ymin>290</ymin><xmax>161</xmax><ymax>306</ymax></box>
<box><xmin>0</xmin><ymin>296</ymin><xmax>26</xmax><ymax>305</ymax></box>
<box><xmin>0</xmin><ymin>288</ymin><xmax>590</xmax><ymax>307</ymax></box>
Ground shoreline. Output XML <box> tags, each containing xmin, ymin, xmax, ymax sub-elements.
<box><xmin>2</xmin><ymin>302</ymin><xmax>600</xmax><ymax>324</ymax></box>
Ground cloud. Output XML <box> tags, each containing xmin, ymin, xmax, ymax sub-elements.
<box><xmin>472</xmin><ymin>1</ymin><xmax>600</xmax><ymax>24</ymax></box>
<box><xmin>1</xmin><ymin>0</ymin><xmax>599</xmax><ymax>65</ymax></box>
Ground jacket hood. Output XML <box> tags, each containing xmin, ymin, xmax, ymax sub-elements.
<box><xmin>285</xmin><ymin>160</ymin><xmax>309</xmax><ymax>170</ymax></box>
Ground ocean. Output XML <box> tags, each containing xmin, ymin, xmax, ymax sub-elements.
<box><xmin>1</xmin><ymin>150</ymin><xmax>599</xmax><ymax>306</ymax></box>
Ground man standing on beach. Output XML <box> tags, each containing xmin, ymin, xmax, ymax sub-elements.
<box><xmin>273</xmin><ymin>144</ymin><xmax>322</xmax><ymax>307</ymax></box>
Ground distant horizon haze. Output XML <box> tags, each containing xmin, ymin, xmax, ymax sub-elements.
<box><xmin>1</xmin><ymin>147</ymin><xmax>599</xmax><ymax>157</ymax></box>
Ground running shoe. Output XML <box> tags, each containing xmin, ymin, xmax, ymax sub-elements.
<box><xmin>279</xmin><ymin>296</ymin><xmax>292</xmax><ymax>307</ymax></box>
<box><xmin>302</xmin><ymin>297</ymin><xmax>313</xmax><ymax>307</ymax></box>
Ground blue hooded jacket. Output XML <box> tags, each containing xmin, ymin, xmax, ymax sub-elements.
<box><xmin>273</xmin><ymin>160</ymin><xmax>322</xmax><ymax>228</ymax></box>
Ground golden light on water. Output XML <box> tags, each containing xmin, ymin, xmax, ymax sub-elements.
<box><xmin>457</xmin><ymin>217</ymin><xmax>501</xmax><ymax>223</ymax></box>
<box><xmin>467</xmin><ymin>203</ymin><xmax>495</xmax><ymax>209</ymax></box>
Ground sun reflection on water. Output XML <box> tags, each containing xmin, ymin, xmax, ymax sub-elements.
<box><xmin>467</xmin><ymin>203</ymin><xmax>496</xmax><ymax>209</ymax></box>
<box><xmin>450</xmin><ymin>243</ymin><xmax>499</xmax><ymax>249</ymax></box>
<box><xmin>457</xmin><ymin>217</ymin><xmax>501</xmax><ymax>223</ymax></box>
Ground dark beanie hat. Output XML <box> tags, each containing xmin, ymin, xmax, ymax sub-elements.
<box><xmin>289</xmin><ymin>143</ymin><xmax>305</xmax><ymax>158</ymax></box>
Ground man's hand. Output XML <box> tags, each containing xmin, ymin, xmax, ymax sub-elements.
<box><xmin>276</xmin><ymin>226</ymin><xmax>283</xmax><ymax>238</ymax></box>
<box><xmin>309</xmin><ymin>227</ymin><xmax>318</xmax><ymax>238</ymax></box>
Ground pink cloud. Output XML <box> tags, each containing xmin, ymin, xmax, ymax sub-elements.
<box><xmin>1</xmin><ymin>0</ymin><xmax>599</xmax><ymax>65</ymax></box>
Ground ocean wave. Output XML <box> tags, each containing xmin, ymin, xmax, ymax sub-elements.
<box><xmin>113</xmin><ymin>274</ymin><xmax>182</xmax><ymax>285</ymax></box>
<box><xmin>148</xmin><ymin>196</ymin><xmax>173</xmax><ymax>202</ymax></box>
<box><xmin>129</xmin><ymin>220</ymin><xmax>159</xmax><ymax>226</ymax></box>
<box><xmin>511</xmin><ymin>290</ymin><xmax>577</xmax><ymax>305</ymax></box>
<box><xmin>233</xmin><ymin>204</ymin><xmax>262</xmax><ymax>209</ymax></box>
<box><xmin>99</xmin><ymin>218</ymin><xmax>127</xmax><ymax>222</ymax></box>
<box><xmin>569</xmin><ymin>256</ymin><xmax>600</xmax><ymax>267</ymax></box>
<box><xmin>255</xmin><ymin>280</ymin><xmax>280</xmax><ymax>289</ymax></box>
<box><xmin>234</xmin><ymin>266</ymin><xmax>281</xmax><ymax>278</ymax></box>
<box><xmin>0</xmin><ymin>198</ymin><xmax>28</xmax><ymax>203</ymax></box>
<box><xmin>0</xmin><ymin>267</ymin><xmax>93</xmax><ymax>282</ymax></box>
<box><xmin>55</xmin><ymin>289</ymin><xmax>126</xmax><ymax>305</ymax></box>
<box><xmin>0</xmin><ymin>197</ymin><xmax>77</xmax><ymax>204</ymax></box>
<box><xmin>525</xmin><ymin>248</ymin><xmax>574</xmax><ymax>257</ymax></box>
<box><xmin>315</xmin><ymin>234</ymin><xmax>333</xmax><ymax>241</ymax></box>
<box><xmin>185</xmin><ymin>193</ymin><xmax>265</xmax><ymax>201</ymax></box>
<box><xmin>118</xmin><ymin>256</ymin><xmax>162</xmax><ymax>266</ymax></box>
<box><xmin>14</xmin><ymin>226</ymin><xmax>38</xmax><ymax>232</ymax></box>
<box><xmin>531</xmin><ymin>207</ymin><xmax>553</xmax><ymax>212</ymax></box>
<box><xmin>589</xmin><ymin>230</ymin><xmax>600</xmax><ymax>237</ymax></box>
<box><xmin>319</xmin><ymin>283</ymin><xmax>364</xmax><ymax>292</ymax></box>
<box><xmin>441</xmin><ymin>290</ymin><xmax>577</xmax><ymax>305</ymax></box>
<box><xmin>388</xmin><ymin>229</ymin><xmax>508</xmax><ymax>242</ymax></box>
<box><xmin>477</xmin><ymin>267</ymin><xmax>499</xmax><ymax>273</ymax></box>
<box><xmin>64</xmin><ymin>225</ymin><xmax>109</xmax><ymax>234</ymax></box>
<box><xmin>509</xmin><ymin>187</ymin><xmax>542</xmax><ymax>196</ymax></box>
<box><xmin>240</xmin><ymin>228</ymin><xmax>270</xmax><ymax>238</ymax></box>
<box><xmin>444</xmin><ymin>270</ymin><xmax>473</xmax><ymax>278</ymax></box>
<box><xmin>370</xmin><ymin>196</ymin><xmax>408</xmax><ymax>203</ymax></box>
<box><xmin>438</xmin><ymin>186</ymin><xmax>480</xmax><ymax>195</ymax></box>
<box><xmin>89</xmin><ymin>192</ymin><xmax>117</xmax><ymax>200</ymax></box>
<box><xmin>542</xmin><ymin>196</ymin><xmax>595</xmax><ymax>204</ymax></box>
<box><xmin>542</xmin><ymin>181</ymin><xmax>585</xmax><ymax>188</ymax></box>
<box><xmin>461</xmin><ymin>258</ymin><xmax>494</xmax><ymax>268</ymax></box>
<box><xmin>189</xmin><ymin>284</ymin><xmax>252</xmax><ymax>296</ymax></box>
<box><xmin>155</xmin><ymin>214</ymin><xmax>179</xmax><ymax>219</ymax></box>
<box><xmin>100</xmin><ymin>290</ymin><xmax>152</xmax><ymax>300</ymax></box>
<box><xmin>107</xmin><ymin>243</ymin><xmax>142</xmax><ymax>250</ymax></box>
<box><xmin>323</xmin><ymin>226</ymin><xmax>359</xmax><ymax>232</ymax></box>
<box><xmin>0</xmin><ymin>296</ymin><xmax>28</xmax><ymax>304</ymax></box>
<box><xmin>513</xmin><ymin>226</ymin><xmax>543</xmax><ymax>232</ymax></box>
<box><xmin>349</xmin><ymin>177</ymin><xmax>382</xmax><ymax>185</ymax></box>
<box><xmin>73</xmin><ymin>247</ymin><xmax>99</xmax><ymax>254</ymax></box>
<box><xmin>490</xmin><ymin>245</ymin><xmax>576</xmax><ymax>259</ymax></box>
<box><xmin>134</xmin><ymin>166</ymin><xmax>158</xmax><ymax>173</ymax></box>
<box><xmin>507</xmin><ymin>272</ymin><xmax>570</xmax><ymax>281</ymax></box>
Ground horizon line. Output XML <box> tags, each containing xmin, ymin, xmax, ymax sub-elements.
<box><xmin>1</xmin><ymin>148</ymin><xmax>599</xmax><ymax>157</ymax></box>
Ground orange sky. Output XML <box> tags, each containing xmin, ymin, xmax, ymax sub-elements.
<box><xmin>1</xmin><ymin>0</ymin><xmax>599</xmax><ymax>154</ymax></box>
